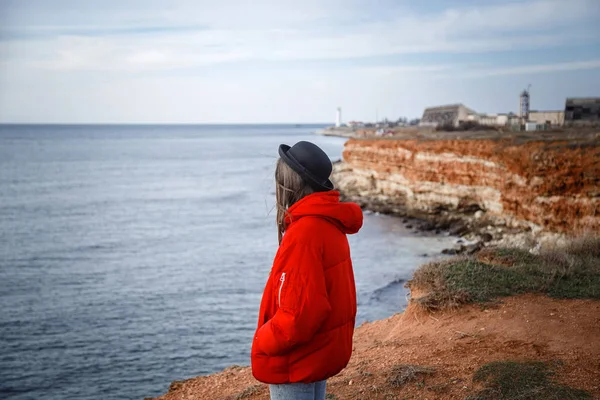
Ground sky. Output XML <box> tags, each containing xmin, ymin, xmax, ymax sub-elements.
<box><xmin>0</xmin><ymin>0</ymin><xmax>599</xmax><ymax>124</ymax></box>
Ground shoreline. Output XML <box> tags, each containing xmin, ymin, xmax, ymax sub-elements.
<box><xmin>315</xmin><ymin>127</ymin><xmax>357</xmax><ymax>138</ymax></box>
<box><xmin>332</xmin><ymin>160</ymin><xmax>563</xmax><ymax>256</ymax></box>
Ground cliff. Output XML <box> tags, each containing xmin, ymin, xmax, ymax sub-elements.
<box><xmin>152</xmin><ymin>295</ymin><xmax>600</xmax><ymax>400</ymax></box>
<box><xmin>151</xmin><ymin>240</ymin><xmax>600</xmax><ymax>399</ymax></box>
<box><xmin>155</xmin><ymin>295</ymin><xmax>600</xmax><ymax>400</ymax></box>
<box><xmin>333</xmin><ymin>133</ymin><xmax>600</xmax><ymax>236</ymax></box>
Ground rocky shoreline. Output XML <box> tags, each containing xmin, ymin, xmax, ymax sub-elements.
<box><xmin>337</xmin><ymin>186</ymin><xmax>525</xmax><ymax>256</ymax></box>
<box><xmin>315</xmin><ymin>126</ymin><xmax>357</xmax><ymax>138</ymax></box>
<box><xmin>330</xmin><ymin>131</ymin><xmax>600</xmax><ymax>254</ymax></box>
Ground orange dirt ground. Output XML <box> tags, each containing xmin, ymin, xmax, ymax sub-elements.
<box><xmin>153</xmin><ymin>294</ymin><xmax>600</xmax><ymax>400</ymax></box>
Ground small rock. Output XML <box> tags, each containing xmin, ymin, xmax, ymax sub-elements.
<box><xmin>474</xmin><ymin>210</ymin><xmax>484</xmax><ymax>219</ymax></box>
<box><xmin>481</xmin><ymin>233</ymin><xmax>493</xmax><ymax>242</ymax></box>
<box><xmin>349</xmin><ymin>380</ymin><xmax>353</xmax><ymax>385</ymax></box>
<box><xmin>450</xmin><ymin>223</ymin><xmax>469</xmax><ymax>236</ymax></box>
<box><xmin>420</xmin><ymin>221</ymin><xmax>436</xmax><ymax>231</ymax></box>
<box><xmin>462</xmin><ymin>204</ymin><xmax>482</xmax><ymax>214</ymax></box>
<box><xmin>442</xmin><ymin>245</ymin><xmax>465</xmax><ymax>255</ymax></box>
<box><xmin>465</xmin><ymin>242</ymin><xmax>483</xmax><ymax>255</ymax></box>
<box><xmin>436</xmin><ymin>221</ymin><xmax>451</xmax><ymax>230</ymax></box>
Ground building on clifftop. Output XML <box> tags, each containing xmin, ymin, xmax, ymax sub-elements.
<box><xmin>528</xmin><ymin>110</ymin><xmax>565</xmax><ymax>127</ymax></box>
<box><xmin>564</xmin><ymin>98</ymin><xmax>600</xmax><ymax>126</ymax></box>
<box><xmin>419</xmin><ymin>104</ymin><xmax>476</xmax><ymax>128</ymax></box>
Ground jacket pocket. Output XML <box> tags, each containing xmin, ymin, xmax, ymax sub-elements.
<box><xmin>278</xmin><ymin>272</ymin><xmax>286</xmax><ymax>307</ymax></box>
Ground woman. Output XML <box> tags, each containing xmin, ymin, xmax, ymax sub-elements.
<box><xmin>251</xmin><ymin>141</ymin><xmax>363</xmax><ymax>400</ymax></box>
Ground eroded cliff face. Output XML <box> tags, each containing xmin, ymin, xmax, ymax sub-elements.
<box><xmin>334</xmin><ymin>137</ymin><xmax>600</xmax><ymax>233</ymax></box>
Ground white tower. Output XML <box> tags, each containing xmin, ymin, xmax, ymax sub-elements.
<box><xmin>335</xmin><ymin>107</ymin><xmax>342</xmax><ymax>127</ymax></box>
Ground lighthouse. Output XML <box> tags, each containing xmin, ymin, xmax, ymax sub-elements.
<box><xmin>335</xmin><ymin>107</ymin><xmax>342</xmax><ymax>127</ymax></box>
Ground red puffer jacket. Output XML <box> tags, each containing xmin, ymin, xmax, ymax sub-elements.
<box><xmin>251</xmin><ymin>191</ymin><xmax>363</xmax><ymax>384</ymax></box>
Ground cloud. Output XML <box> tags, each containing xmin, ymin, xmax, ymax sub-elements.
<box><xmin>1</xmin><ymin>0</ymin><xmax>598</xmax><ymax>72</ymax></box>
<box><xmin>0</xmin><ymin>0</ymin><xmax>599</xmax><ymax>123</ymax></box>
<box><xmin>461</xmin><ymin>59</ymin><xmax>600</xmax><ymax>78</ymax></box>
<box><xmin>433</xmin><ymin>0</ymin><xmax>598</xmax><ymax>35</ymax></box>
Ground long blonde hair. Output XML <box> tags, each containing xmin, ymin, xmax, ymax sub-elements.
<box><xmin>275</xmin><ymin>158</ymin><xmax>314</xmax><ymax>244</ymax></box>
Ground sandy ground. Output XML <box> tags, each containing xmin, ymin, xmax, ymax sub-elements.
<box><xmin>151</xmin><ymin>294</ymin><xmax>600</xmax><ymax>400</ymax></box>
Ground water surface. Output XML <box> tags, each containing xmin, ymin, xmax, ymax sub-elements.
<box><xmin>0</xmin><ymin>124</ymin><xmax>454</xmax><ymax>399</ymax></box>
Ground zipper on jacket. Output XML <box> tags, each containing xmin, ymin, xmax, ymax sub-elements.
<box><xmin>278</xmin><ymin>272</ymin><xmax>286</xmax><ymax>307</ymax></box>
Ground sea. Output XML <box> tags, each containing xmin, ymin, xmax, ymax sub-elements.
<box><xmin>0</xmin><ymin>124</ymin><xmax>455</xmax><ymax>400</ymax></box>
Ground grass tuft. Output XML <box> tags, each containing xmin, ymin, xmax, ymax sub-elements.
<box><xmin>409</xmin><ymin>236</ymin><xmax>600</xmax><ymax>310</ymax></box>
<box><xmin>233</xmin><ymin>384</ymin><xmax>262</xmax><ymax>399</ymax></box>
<box><xmin>466</xmin><ymin>361</ymin><xmax>591</xmax><ymax>400</ymax></box>
<box><xmin>387</xmin><ymin>364</ymin><xmax>435</xmax><ymax>388</ymax></box>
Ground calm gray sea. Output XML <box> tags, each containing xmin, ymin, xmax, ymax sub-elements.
<box><xmin>0</xmin><ymin>124</ymin><xmax>454</xmax><ymax>399</ymax></box>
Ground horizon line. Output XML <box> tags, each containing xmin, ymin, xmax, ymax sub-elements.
<box><xmin>0</xmin><ymin>122</ymin><xmax>333</xmax><ymax>126</ymax></box>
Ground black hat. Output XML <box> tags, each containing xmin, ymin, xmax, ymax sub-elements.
<box><xmin>278</xmin><ymin>141</ymin><xmax>334</xmax><ymax>192</ymax></box>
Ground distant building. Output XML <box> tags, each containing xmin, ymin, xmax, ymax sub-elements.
<box><xmin>347</xmin><ymin>121</ymin><xmax>364</xmax><ymax>128</ymax></box>
<box><xmin>525</xmin><ymin>122</ymin><xmax>538</xmax><ymax>132</ymax></box>
<box><xmin>564</xmin><ymin>98</ymin><xmax>600</xmax><ymax>126</ymax></box>
<box><xmin>528</xmin><ymin>111</ymin><xmax>564</xmax><ymax>126</ymax></box>
<box><xmin>335</xmin><ymin>107</ymin><xmax>342</xmax><ymax>128</ymax></box>
<box><xmin>466</xmin><ymin>112</ymin><xmax>518</xmax><ymax>126</ymax></box>
<box><xmin>495</xmin><ymin>114</ymin><xmax>509</xmax><ymax>125</ymax></box>
<box><xmin>474</xmin><ymin>114</ymin><xmax>498</xmax><ymax>126</ymax></box>
<box><xmin>420</xmin><ymin>104</ymin><xmax>475</xmax><ymax>128</ymax></box>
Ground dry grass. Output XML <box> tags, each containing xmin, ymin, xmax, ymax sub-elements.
<box><xmin>466</xmin><ymin>361</ymin><xmax>592</xmax><ymax>400</ymax></box>
<box><xmin>540</xmin><ymin>235</ymin><xmax>600</xmax><ymax>272</ymax></box>
<box><xmin>386</xmin><ymin>364</ymin><xmax>436</xmax><ymax>388</ymax></box>
<box><xmin>409</xmin><ymin>236</ymin><xmax>600</xmax><ymax>310</ymax></box>
<box><xmin>232</xmin><ymin>384</ymin><xmax>263</xmax><ymax>399</ymax></box>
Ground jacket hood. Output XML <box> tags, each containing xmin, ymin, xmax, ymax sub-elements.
<box><xmin>286</xmin><ymin>191</ymin><xmax>363</xmax><ymax>234</ymax></box>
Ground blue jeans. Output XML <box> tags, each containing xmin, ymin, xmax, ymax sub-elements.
<box><xmin>269</xmin><ymin>380</ymin><xmax>327</xmax><ymax>400</ymax></box>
